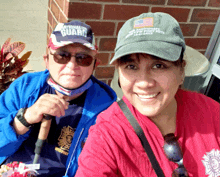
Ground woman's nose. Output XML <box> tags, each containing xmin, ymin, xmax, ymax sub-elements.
<box><xmin>136</xmin><ymin>72</ymin><xmax>156</xmax><ymax>88</ymax></box>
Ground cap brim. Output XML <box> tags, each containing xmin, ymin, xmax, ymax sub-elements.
<box><xmin>184</xmin><ymin>46</ymin><xmax>210</xmax><ymax>77</ymax></box>
<box><xmin>110</xmin><ymin>41</ymin><xmax>182</xmax><ymax>64</ymax></box>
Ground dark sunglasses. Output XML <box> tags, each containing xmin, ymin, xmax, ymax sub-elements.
<box><xmin>50</xmin><ymin>51</ymin><xmax>94</xmax><ymax>66</ymax></box>
<box><xmin>163</xmin><ymin>133</ymin><xmax>189</xmax><ymax>177</ymax></box>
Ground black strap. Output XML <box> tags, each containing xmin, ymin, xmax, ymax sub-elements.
<box><xmin>117</xmin><ymin>99</ymin><xmax>165</xmax><ymax>177</ymax></box>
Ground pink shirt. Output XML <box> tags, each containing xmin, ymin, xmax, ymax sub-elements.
<box><xmin>76</xmin><ymin>89</ymin><xmax>220</xmax><ymax>177</ymax></box>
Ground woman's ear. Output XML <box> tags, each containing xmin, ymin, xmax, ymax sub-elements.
<box><xmin>182</xmin><ymin>60</ymin><xmax>186</xmax><ymax>68</ymax></box>
<box><xmin>180</xmin><ymin>71</ymin><xmax>185</xmax><ymax>85</ymax></box>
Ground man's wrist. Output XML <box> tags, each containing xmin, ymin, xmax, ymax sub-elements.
<box><xmin>15</xmin><ymin>108</ymin><xmax>33</xmax><ymax>129</ymax></box>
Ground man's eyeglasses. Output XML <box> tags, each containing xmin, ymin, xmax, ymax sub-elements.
<box><xmin>50</xmin><ymin>51</ymin><xmax>94</xmax><ymax>66</ymax></box>
<box><xmin>163</xmin><ymin>133</ymin><xmax>189</xmax><ymax>177</ymax></box>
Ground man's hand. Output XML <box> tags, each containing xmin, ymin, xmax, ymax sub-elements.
<box><xmin>24</xmin><ymin>93</ymin><xmax>69</xmax><ymax>124</ymax></box>
<box><xmin>13</xmin><ymin>93</ymin><xmax>69</xmax><ymax>135</ymax></box>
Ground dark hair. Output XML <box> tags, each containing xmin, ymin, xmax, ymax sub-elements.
<box><xmin>117</xmin><ymin>49</ymin><xmax>185</xmax><ymax>68</ymax></box>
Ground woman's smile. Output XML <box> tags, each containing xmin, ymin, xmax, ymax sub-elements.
<box><xmin>118</xmin><ymin>53</ymin><xmax>184</xmax><ymax>119</ymax></box>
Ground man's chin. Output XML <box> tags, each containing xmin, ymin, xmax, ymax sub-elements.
<box><xmin>62</xmin><ymin>84</ymin><xmax>81</xmax><ymax>90</ymax></box>
<box><xmin>59</xmin><ymin>80</ymin><xmax>82</xmax><ymax>89</ymax></box>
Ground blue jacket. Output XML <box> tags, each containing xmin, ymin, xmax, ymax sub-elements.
<box><xmin>0</xmin><ymin>70</ymin><xmax>117</xmax><ymax>176</ymax></box>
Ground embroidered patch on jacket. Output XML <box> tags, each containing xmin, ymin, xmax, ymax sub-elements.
<box><xmin>55</xmin><ymin>126</ymin><xmax>75</xmax><ymax>156</ymax></box>
<box><xmin>134</xmin><ymin>17</ymin><xmax>154</xmax><ymax>28</ymax></box>
<box><xmin>202</xmin><ymin>149</ymin><xmax>220</xmax><ymax>177</ymax></box>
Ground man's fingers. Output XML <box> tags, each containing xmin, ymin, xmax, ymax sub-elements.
<box><xmin>26</xmin><ymin>94</ymin><xmax>69</xmax><ymax>124</ymax></box>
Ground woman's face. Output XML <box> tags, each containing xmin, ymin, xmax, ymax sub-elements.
<box><xmin>118</xmin><ymin>53</ymin><xmax>184</xmax><ymax>119</ymax></box>
<box><xmin>45</xmin><ymin>43</ymin><xmax>96</xmax><ymax>89</ymax></box>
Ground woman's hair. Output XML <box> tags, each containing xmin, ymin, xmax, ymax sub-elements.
<box><xmin>116</xmin><ymin>49</ymin><xmax>185</xmax><ymax>68</ymax></box>
<box><xmin>116</xmin><ymin>49</ymin><xmax>186</xmax><ymax>88</ymax></box>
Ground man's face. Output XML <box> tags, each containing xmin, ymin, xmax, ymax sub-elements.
<box><xmin>45</xmin><ymin>43</ymin><xmax>96</xmax><ymax>89</ymax></box>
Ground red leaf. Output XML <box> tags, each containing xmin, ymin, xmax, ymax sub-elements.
<box><xmin>4</xmin><ymin>42</ymin><xmax>25</xmax><ymax>61</ymax></box>
<box><xmin>1</xmin><ymin>38</ymin><xmax>11</xmax><ymax>57</ymax></box>
<box><xmin>4</xmin><ymin>53</ymin><xmax>14</xmax><ymax>61</ymax></box>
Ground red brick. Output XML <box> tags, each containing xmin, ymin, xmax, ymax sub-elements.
<box><xmin>47</xmin><ymin>23</ymin><xmax>52</xmax><ymax>37</ymax></box>
<box><xmin>47</xmin><ymin>35</ymin><xmax>50</xmax><ymax>45</ymax></box>
<box><xmin>88</xmin><ymin>0</ymin><xmax>119</xmax><ymax>2</ymax></box>
<box><xmin>99</xmin><ymin>38</ymin><xmax>117</xmax><ymax>51</ymax></box>
<box><xmin>198</xmin><ymin>24</ymin><xmax>215</xmax><ymax>36</ymax></box>
<box><xmin>208</xmin><ymin>0</ymin><xmax>220</xmax><ymax>7</ymax></box>
<box><xmin>55</xmin><ymin>0</ymin><xmax>64</xmax><ymax>10</ymax></box>
<box><xmin>96</xmin><ymin>53</ymin><xmax>110</xmax><ymax>65</ymax></box>
<box><xmin>167</xmin><ymin>0</ymin><xmax>206</xmax><ymax>6</ymax></box>
<box><xmin>51</xmin><ymin>0</ymin><xmax>60</xmax><ymax>21</ymax></box>
<box><xmin>68</xmin><ymin>2</ymin><xmax>102</xmax><ymax>19</ymax></box>
<box><xmin>108</xmin><ymin>79</ymin><xmax>112</xmax><ymax>86</ymax></box>
<box><xmin>122</xmin><ymin>0</ymin><xmax>165</xmax><ymax>5</ymax></box>
<box><xmin>47</xmin><ymin>23</ymin><xmax>50</xmax><ymax>35</ymax></box>
<box><xmin>200</xmin><ymin>50</ymin><xmax>206</xmax><ymax>55</ymax></box>
<box><xmin>59</xmin><ymin>12</ymin><xmax>68</xmax><ymax>23</ymax></box>
<box><xmin>48</xmin><ymin>10</ymin><xmax>53</xmax><ymax>26</ymax></box>
<box><xmin>49</xmin><ymin>10</ymin><xmax>57</xmax><ymax>31</ymax></box>
<box><xmin>110</xmin><ymin>53</ymin><xmax>114</xmax><ymax>59</ymax></box>
<box><xmin>151</xmin><ymin>7</ymin><xmax>190</xmax><ymax>22</ymax></box>
<box><xmin>191</xmin><ymin>9</ymin><xmax>220</xmax><ymax>22</ymax></box>
<box><xmin>116</xmin><ymin>22</ymin><xmax>125</xmax><ymax>35</ymax></box>
<box><xmin>46</xmin><ymin>46</ymin><xmax>49</xmax><ymax>54</ymax></box>
<box><xmin>85</xmin><ymin>21</ymin><xmax>115</xmax><ymax>36</ymax></box>
<box><xmin>48</xmin><ymin>0</ymin><xmax>52</xmax><ymax>8</ymax></box>
<box><xmin>64</xmin><ymin>0</ymin><xmax>69</xmax><ymax>17</ymax></box>
<box><xmin>52</xmin><ymin>16</ymin><xmax>58</xmax><ymax>29</ymax></box>
<box><xmin>185</xmin><ymin>38</ymin><xmax>210</xmax><ymax>50</ymax></box>
<box><xmin>103</xmin><ymin>5</ymin><xmax>149</xmax><ymax>20</ymax></box>
<box><xmin>95</xmin><ymin>67</ymin><xmax>115</xmax><ymax>79</ymax></box>
<box><xmin>99</xmin><ymin>79</ymin><xmax>107</xmax><ymax>84</ymax></box>
<box><xmin>180</xmin><ymin>24</ymin><xmax>198</xmax><ymax>36</ymax></box>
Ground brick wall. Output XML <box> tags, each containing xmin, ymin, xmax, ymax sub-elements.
<box><xmin>47</xmin><ymin>0</ymin><xmax>220</xmax><ymax>85</ymax></box>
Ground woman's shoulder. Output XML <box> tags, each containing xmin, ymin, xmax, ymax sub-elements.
<box><xmin>94</xmin><ymin>100</ymin><xmax>134</xmax><ymax>132</ymax></box>
<box><xmin>177</xmin><ymin>89</ymin><xmax>219</xmax><ymax>106</ymax></box>
<box><xmin>96</xmin><ymin>101</ymin><xmax>123</xmax><ymax>123</ymax></box>
<box><xmin>177</xmin><ymin>89</ymin><xmax>219</xmax><ymax>117</ymax></box>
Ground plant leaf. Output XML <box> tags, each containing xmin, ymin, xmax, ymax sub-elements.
<box><xmin>4</xmin><ymin>42</ymin><xmax>25</xmax><ymax>60</ymax></box>
<box><xmin>4</xmin><ymin>65</ymin><xmax>21</xmax><ymax>75</ymax></box>
<box><xmin>1</xmin><ymin>38</ymin><xmax>11</xmax><ymax>56</ymax></box>
<box><xmin>15</xmin><ymin>58</ymin><xmax>29</xmax><ymax>68</ymax></box>
<box><xmin>20</xmin><ymin>51</ymin><xmax>32</xmax><ymax>61</ymax></box>
<box><xmin>4</xmin><ymin>53</ymin><xmax>14</xmax><ymax>61</ymax></box>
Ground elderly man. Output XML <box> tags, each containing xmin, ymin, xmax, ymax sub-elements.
<box><xmin>0</xmin><ymin>20</ymin><xmax>116</xmax><ymax>176</ymax></box>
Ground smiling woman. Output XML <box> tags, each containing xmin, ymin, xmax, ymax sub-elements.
<box><xmin>75</xmin><ymin>12</ymin><xmax>220</xmax><ymax>177</ymax></box>
<box><xmin>116</xmin><ymin>53</ymin><xmax>184</xmax><ymax>124</ymax></box>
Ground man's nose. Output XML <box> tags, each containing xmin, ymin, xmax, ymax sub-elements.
<box><xmin>66</xmin><ymin>57</ymin><xmax>79</xmax><ymax>68</ymax></box>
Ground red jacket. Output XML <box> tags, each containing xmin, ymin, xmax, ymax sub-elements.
<box><xmin>76</xmin><ymin>89</ymin><xmax>220</xmax><ymax>177</ymax></box>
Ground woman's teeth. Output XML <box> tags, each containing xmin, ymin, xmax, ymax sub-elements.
<box><xmin>137</xmin><ymin>93</ymin><xmax>158</xmax><ymax>99</ymax></box>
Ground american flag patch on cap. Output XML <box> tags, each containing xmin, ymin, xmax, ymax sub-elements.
<box><xmin>134</xmin><ymin>17</ymin><xmax>154</xmax><ymax>28</ymax></box>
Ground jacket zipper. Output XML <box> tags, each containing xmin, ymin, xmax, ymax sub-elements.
<box><xmin>64</xmin><ymin>128</ymin><xmax>84</xmax><ymax>176</ymax></box>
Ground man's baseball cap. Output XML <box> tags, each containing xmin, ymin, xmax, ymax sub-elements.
<box><xmin>48</xmin><ymin>20</ymin><xmax>96</xmax><ymax>51</ymax></box>
<box><xmin>110</xmin><ymin>12</ymin><xmax>186</xmax><ymax>64</ymax></box>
